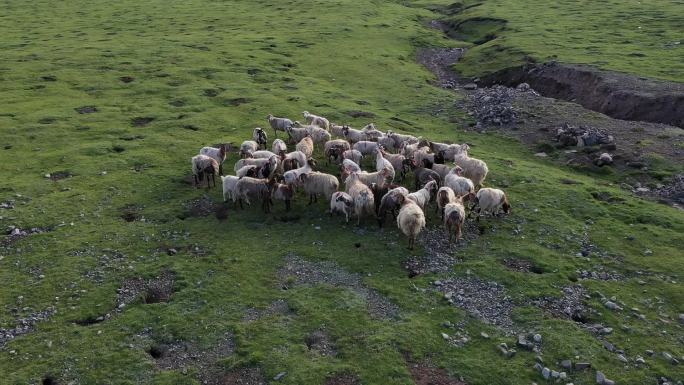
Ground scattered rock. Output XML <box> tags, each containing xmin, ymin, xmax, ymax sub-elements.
<box><xmin>465</xmin><ymin>85</ymin><xmax>537</xmax><ymax>126</ymax></box>
<box><xmin>574</xmin><ymin>362</ymin><xmax>591</xmax><ymax>370</ymax></box>
<box><xmin>273</xmin><ymin>372</ymin><xmax>287</xmax><ymax>381</ymax></box>
<box><xmin>533</xmin><ymin>285</ymin><xmax>590</xmax><ymax>323</ymax></box>
<box><xmin>0</xmin><ymin>307</ymin><xmax>57</xmax><ymax>347</ymax></box>
<box><xmin>131</xmin><ymin>117</ymin><xmax>155</xmax><ymax>127</ymax></box>
<box><xmin>561</xmin><ymin>360</ymin><xmax>572</xmax><ymax>370</ymax></box>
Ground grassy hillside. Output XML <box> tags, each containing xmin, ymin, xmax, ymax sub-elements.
<box><xmin>425</xmin><ymin>0</ymin><xmax>684</xmax><ymax>82</ymax></box>
<box><xmin>0</xmin><ymin>0</ymin><xmax>682</xmax><ymax>384</ymax></box>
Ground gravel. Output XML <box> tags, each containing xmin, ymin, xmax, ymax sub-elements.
<box><xmin>465</xmin><ymin>84</ymin><xmax>538</xmax><ymax>127</ymax></box>
<box><xmin>532</xmin><ymin>285</ymin><xmax>591</xmax><ymax>322</ymax></box>
<box><xmin>242</xmin><ymin>299</ymin><xmax>292</xmax><ymax>322</ymax></box>
<box><xmin>433</xmin><ymin>277</ymin><xmax>515</xmax><ymax>332</ymax></box>
<box><xmin>0</xmin><ymin>307</ymin><xmax>57</xmax><ymax>347</ymax></box>
<box><xmin>277</xmin><ymin>254</ymin><xmax>399</xmax><ymax>319</ymax></box>
<box><xmin>404</xmin><ymin>222</ymin><xmax>480</xmax><ymax>277</ymax></box>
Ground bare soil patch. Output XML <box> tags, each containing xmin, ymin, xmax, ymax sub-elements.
<box><xmin>180</xmin><ymin>195</ymin><xmax>218</xmax><ymax>218</ymax></box>
<box><xmin>119</xmin><ymin>76</ymin><xmax>134</xmax><ymax>83</ymax></box>
<box><xmin>116</xmin><ymin>269</ymin><xmax>175</xmax><ymax>307</ymax></box>
<box><xmin>405</xmin><ymin>354</ymin><xmax>467</xmax><ymax>385</ymax></box>
<box><xmin>243</xmin><ymin>299</ymin><xmax>292</xmax><ymax>322</ymax></box>
<box><xmin>532</xmin><ymin>285</ymin><xmax>593</xmax><ymax>323</ymax></box>
<box><xmin>0</xmin><ymin>307</ymin><xmax>57</xmax><ymax>348</ymax></box>
<box><xmin>120</xmin><ymin>204</ymin><xmax>143</xmax><ymax>222</ymax></box>
<box><xmin>501</xmin><ymin>257</ymin><xmax>544</xmax><ymax>274</ymax></box>
<box><xmin>131</xmin><ymin>117</ymin><xmax>155</xmax><ymax>127</ymax></box>
<box><xmin>218</xmin><ymin>367</ymin><xmax>266</xmax><ymax>385</ymax></box>
<box><xmin>346</xmin><ymin>110</ymin><xmax>376</xmax><ymax>118</ymax></box>
<box><xmin>305</xmin><ymin>329</ymin><xmax>337</xmax><ymax>357</ymax></box>
<box><xmin>404</xmin><ymin>221</ymin><xmax>479</xmax><ymax>277</ymax></box>
<box><xmin>75</xmin><ymin>106</ymin><xmax>98</xmax><ymax>114</ymax></box>
<box><xmin>48</xmin><ymin>170</ymin><xmax>72</xmax><ymax>181</ymax></box>
<box><xmin>416</xmin><ymin>47</ymin><xmax>464</xmax><ymax>89</ymax></box>
<box><xmin>225</xmin><ymin>97</ymin><xmax>252</xmax><ymax>106</ymax></box>
<box><xmin>325</xmin><ymin>373</ymin><xmax>361</xmax><ymax>385</ymax></box>
<box><xmin>278</xmin><ymin>254</ymin><xmax>399</xmax><ymax>319</ymax></box>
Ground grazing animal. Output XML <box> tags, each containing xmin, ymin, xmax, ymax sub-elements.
<box><xmin>436</xmin><ymin>186</ymin><xmax>456</xmax><ymax>219</ymax></box>
<box><xmin>396</xmin><ymin>193</ymin><xmax>426</xmax><ymax>250</ymax></box>
<box><xmin>221</xmin><ymin>175</ymin><xmax>239</xmax><ymax>205</ymax></box>
<box><xmin>407</xmin><ymin>179</ymin><xmax>437</xmax><ymax>211</ymax></box>
<box><xmin>377</xmin><ymin>187</ymin><xmax>409</xmax><ymax>227</ymax></box>
<box><xmin>272</xmin><ymin>139</ymin><xmax>287</xmax><ymax>156</ymax></box>
<box><xmin>303</xmin><ymin>111</ymin><xmax>330</xmax><ymax>130</ymax></box>
<box><xmin>191</xmin><ymin>155</ymin><xmax>219</xmax><ymax>188</ymax></box>
<box><xmin>235</xmin><ymin>165</ymin><xmax>260</xmax><ymax>178</ymax></box>
<box><xmin>380</xmin><ymin>148</ymin><xmax>406</xmax><ymax>180</ymax></box>
<box><xmin>235</xmin><ymin>177</ymin><xmax>274</xmax><ymax>212</ymax></box>
<box><xmin>361</xmin><ymin>123</ymin><xmax>384</xmax><ymax>141</ymax></box>
<box><xmin>452</xmin><ymin>144</ymin><xmax>489</xmax><ymax>187</ymax></box>
<box><xmin>240</xmin><ymin>140</ymin><xmax>259</xmax><ymax>158</ymax></box>
<box><xmin>353</xmin><ymin>140</ymin><xmax>379</xmax><ymax>156</ymax></box>
<box><xmin>283</xmin><ymin>158</ymin><xmax>314</xmax><ymax>186</ymax></box>
<box><xmin>405</xmin><ymin>159</ymin><xmax>441</xmax><ymax>190</ymax></box>
<box><xmin>350</xmin><ymin>168</ymin><xmax>392</xmax><ymax>189</ymax></box>
<box><xmin>324</xmin><ymin>139</ymin><xmax>351</xmax><ymax>165</ymax></box>
<box><xmin>253</xmin><ymin>127</ymin><xmax>268</xmax><ymax>149</ymax></box>
<box><xmin>387</xmin><ymin>130</ymin><xmax>419</xmax><ymax>149</ymax></box>
<box><xmin>199</xmin><ymin>144</ymin><xmax>228</xmax><ymax>175</ymax></box>
<box><xmin>271</xmin><ymin>181</ymin><xmax>294</xmax><ymax>211</ymax></box>
<box><xmin>342</xmin><ymin>126</ymin><xmax>367</xmax><ymax>144</ymax></box>
<box><xmin>267</xmin><ymin>114</ymin><xmax>294</xmax><ymax>138</ymax></box>
<box><xmin>444</xmin><ymin>166</ymin><xmax>475</xmax><ymax>197</ymax></box>
<box><xmin>342</xmin><ymin>149</ymin><xmax>362</xmax><ymax>165</ymax></box>
<box><xmin>345</xmin><ymin>172</ymin><xmax>375</xmax><ymax>225</ymax></box>
<box><xmin>472</xmin><ymin>188</ymin><xmax>510</xmax><ymax>218</ymax></box>
<box><xmin>444</xmin><ymin>198</ymin><xmax>466</xmax><ymax>242</ymax></box>
<box><xmin>330</xmin><ymin>123</ymin><xmax>347</xmax><ymax>138</ymax></box>
<box><xmin>330</xmin><ymin>191</ymin><xmax>354</xmax><ymax>222</ymax></box>
<box><xmin>295</xmin><ymin>136</ymin><xmax>314</xmax><ymax>158</ymax></box>
<box><xmin>374</xmin><ymin>147</ymin><xmax>395</xmax><ymax>182</ymax></box>
<box><xmin>299</xmin><ymin>172</ymin><xmax>339</xmax><ymax>204</ymax></box>
<box><xmin>285</xmin><ymin>126</ymin><xmax>310</xmax><ymax>143</ymax></box>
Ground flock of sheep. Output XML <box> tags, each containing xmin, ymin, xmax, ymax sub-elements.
<box><xmin>190</xmin><ymin>111</ymin><xmax>511</xmax><ymax>249</ymax></box>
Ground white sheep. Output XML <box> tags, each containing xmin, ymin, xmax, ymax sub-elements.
<box><xmin>299</xmin><ymin>172</ymin><xmax>339</xmax><ymax>204</ymax></box>
<box><xmin>296</xmin><ymin>136</ymin><xmax>314</xmax><ymax>158</ymax></box>
<box><xmin>251</xmin><ymin>150</ymin><xmax>278</xmax><ymax>159</ymax></box>
<box><xmin>221</xmin><ymin>175</ymin><xmax>239</xmax><ymax>204</ymax></box>
<box><xmin>330</xmin><ymin>191</ymin><xmax>354</xmax><ymax>222</ymax></box>
<box><xmin>396</xmin><ymin>193</ymin><xmax>426</xmax><ymax>250</ymax></box>
<box><xmin>235</xmin><ymin>165</ymin><xmax>259</xmax><ymax>178</ymax></box>
<box><xmin>412</xmin><ymin>147</ymin><xmax>434</xmax><ymax>166</ymax></box>
<box><xmin>330</xmin><ymin>123</ymin><xmax>347</xmax><ymax>138</ymax></box>
<box><xmin>374</xmin><ymin>147</ymin><xmax>395</xmax><ymax>182</ymax></box>
<box><xmin>436</xmin><ymin>186</ymin><xmax>456</xmax><ymax>219</ymax></box>
<box><xmin>353</xmin><ymin>140</ymin><xmax>379</xmax><ymax>156</ymax></box>
<box><xmin>342</xmin><ymin>126</ymin><xmax>366</xmax><ymax>144</ymax></box>
<box><xmin>271</xmin><ymin>182</ymin><xmax>294</xmax><ymax>211</ymax></box>
<box><xmin>284</xmin><ymin>150</ymin><xmax>308</xmax><ymax>168</ymax></box>
<box><xmin>191</xmin><ymin>155</ymin><xmax>219</xmax><ymax>188</ymax></box>
<box><xmin>272</xmin><ymin>138</ymin><xmax>287</xmax><ymax>156</ymax></box>
<box><xmin>362</xmin><ymin>123</ymin><xmax>384</xmax><ymax>141</ymax></box>
<box><xmin>387</xmin><ymin>130</ymin><xmax>419</xmax><ymax>149</ymax></box>
<box><xmin>377</xmin><ymin>134</ymin><xmax>397</xmax><ymax>152</ymax></box>
<box><xmin>428</xmin><ymin>162</ymin><xmax>452</xmax><ymax>182</ymax></box>
<box><xmin>377</xmin><ymin>186</ymin><xmax>409</xmax><ymax>227</ymax></box>
<box><xmin>407</xmin><ymin>179</ymin><xmax>437</xmax><ymax>210</ymax></box>
<box><xmin>282</xmin><ymin>158</ymin><xmax>313</xmax><ymax>186</ymax></box>
<box><xmin>235</xmin><ymin>177</ymin><xmax>274</xmax><ymax>212</ymax></box>
<box><xmin>342</xmin><ymin>149</ymin><xmax>362</xmax><ymax>165</ymax></box>
<box><xmin>240</xmin><ymin>140</ymin><xmax>258</xmax><ymax>158</ymax></box>
<box><xmin>400</xmin><ymin>140</ymin><xmax>428</xmax><ymax>160</ymax></box>
<box><xmin>453</xmin><ymin>144</ymin><xmax>489</xmax><ymax>187</ymax></box>
<box><xmin>347</xmin><ymin>168</ymin><xmax>392</xmax><ymax>189</ymax></box>
<box><xmin>345</xmin><ymin>172</ymin><xmax>375</xmax><ymax>225</ymax></box>
<box><xmin>379</xmin><ymin>148</ymin><xmax>406</xmax><ymax>180</ymax></box>
<box><xmin>444</xmin><ymin>166</ymin><xmax>475</xmax><ymax>197</ymax></box>
<box><xmin>285</xmin><ymin>126</ymin><xmax>309</xmax><ymax>143</ymax></box>
<box><xmin>303</xmin><ymin>111</ymin><xmax>330</xmax><ymax>130</ymax></box>
<box><xmin>307</xmin><ymin>125</ymin><xmax>331</xmax><ymax>144</ymax></box>
<box><xmin>267</xmin><ymin>114</ymin><xmax>294</xmax><ymax>138</ymax></box>
<box><xmin>199</xmin><ymin>144</ymin><xmax>228</xmax><ymax>175</ymax></box>
<box><xmin>444</xmin><ymin>198</ymin><xmax>466</xmax><ymax>242</ymax></box>
<box><xmin>473</xmin><ymin>188</ymin><xmax>510</xmax><ymax>217</ymax></box>
<box><xmin>324</xmin><ymin>139</ymin><xmax>351</xmax><ymax>165</ymax></box>
<box><xmin>342</xmin><ymin>158</ymin><xmax>362</xmax><ymax>174</ymax></box>
<box><xmin>253</xmin><ymin>127</ymin><xmax>268</xmax><ymax>149</ymax></box>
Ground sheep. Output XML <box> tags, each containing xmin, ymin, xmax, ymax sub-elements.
<box><xmin>407</xmin><ymin>179</ymin><xmax>437</xmax><ymax>211</ymax></box>
<box><xmin>444</xmin><ymin>198</ymin><xmax>466</xmax><ymax>242</ymax></box>
<box><xmin>379</xmin><ymin>148</ymin><xmax>406</xmax><ymax>180</ymax></box>
<box><xmin>377</xmin><ymin>134</ymin><xmax>397</xmax><ymax>152</ymax></box>
<box><xmin>267</xmin><ymin>114</ymin><xmax>294</xmax><ymax>138</ymax></box>
<box><xmin>308</xmin><ymin>126</ymin><xmax>331</xmax><ymax>144</ymax></box>
<box><xmin>253</xmin><ymin>127</ymin><xmax>268</xmax><ymax>149</ymax></box>
<box><xmin>342</xmin><ymin>158</ymin><xmax>361</xmax><ymax>173</ymax></box>
<box><xmin>437</xmin><ymin>144</ymin><xmax>464</xmax><ymax>161</ymax></box>
<box><xmin>221</xmin><ymin>175</ymin><xmax>239</xmax><ymax>205</ymax></box>
<box><xmin>234</xmin><ymin>156</ymin><xmax>274</xmax><ymax>173</ymax></box>
<box><xmin>404</xmin><ymin>159</ymin><xmax>441</xmax><ymax>191</ymax></box>
<box><xmin>330</xmin><ymin>123</ymin><xmax>347</xmax><ymax>138</ymax></box>
<box><xmin>348</xmin><ymin>168</ymin><xmax>392</xmax><ymax>189</ymax></box>
<box><xmin>342</xmin><ymin>149</ymin><xmax>362</xmax><ymax>165</ymax></box>
<box><xmin>342</xmin><ymin>126</ymin><xmax>366</xmax><ymax>144</ymax></box>
<box><xmin>374</xmin><ymin>147</ymin><xmax>395</xmax><ymax>182</ymax></box>
<box><xmin>251</xmin><ymin>150</ymin><xmax>278</xmax><ymax>159</ymax></box>
<box><xmin>282</xmin><ymin>158</ymin><xmax>313</xmax><ymax>186</ymax></box>
<box><xmin>412</xmin><ymin>147</ymin><xmax>434</xmax><ymax>166</ymax></box>
<box><xmin>272</xmin><ymin>138</ymin><xmax>287</xmax><ymax>156</ymax></box>
<box><xmin>235</xmin><ymin>177</ymin><xmax>274</xmax><ymax>212</ymax></box>
<box><xmin>330</xmin><ymin>191</ymin><xmax>354</xmax><ymax>222</ymax></box>
<box><xmin>444</xmin><ymin>166</ymin><xmax>475</xmax><ymax>197</ymax></box>
<box><xmin>400</xmin><ymin>140</ymin><xmax>428</xmax><ymax>160</ymax></box>
<box><xmin>299</xmin><ymin>172</ymin><xmax>339</xmax><ymax>204</ymax></box>
<box><xmin>191</xmin><ymin>155</ymin><xmax>219</xmax><ymax>188</ymax></box>
<box><xmin>240</xmin><ymin>140</ymin><xmax>258</xmax><ymax>158</ymax></box>
<box><xmin>377</xmin><ymin>186</ymin><xmax>409</xmax><ymax>227</ymax></box>
<box><xmin>452</xmin><ymin>144</ymin><xmax>489</xmax><ymax>187</ymax></box>
<box><xmin>362</xmin><ymin>123</ymin><xmax>384</xmax><ymax>141</ymax></box>
<box><xmin>236</xmin><ymin>165</ymin><xmax>260</xmax><ymax>178</ymax></box>
<box><xmin>271</xmin><ymin>182</ymin><xmax>294</xmax><ymax>211</ymax></box>
<box><xmin>303</xmin><ymin>111</ymin><xmax>330</xmax><ymax>130</ymax></box>
<box><xmin>472</xmin><ymin>188</ymin><xmax>510</xmax><ymax>218</ymax></box>
<box><xmin>295</xmin><ymin>136</ymin><xmax>314</xmax><ymax>158</ymax></box>
<box><xmin>345</xmin><ymin>172</ymin><xmax>375</xmax><ymax>225</ymax></box>
<box><xmin>324</xmin><ymin>139</ymin><xmax>351</xmax><ymax>165</ymax></box>
<box><xmin>422</xmin><ymin>158</ymin><xmax>451</xmax><ymax>181</ymax></box>
<box><xmin>353</xmin><ymin>140</ymin><xmax>379</xmax><ymax>156</ymax></box>
<box><xmin>284</xmin><ymin>150</ymin><xmax>307</xmax><ymax>168</ymax></box>
<box><xmin>285</xmin><ymin>126</ymin><xmax>310</xmax><ymax>144</ymax></box>
<box><xmin>387</xmin><ymin>130</ymin><xmax>419</xmax><ymax>149</ymax></box>
<box><xmin>396</xmin><ymin>193</ymin><xmax>426</xmax><ymax>250</ymax></box>
<box><xmin>199</xmin><ymin>144</ymin><xmax>228</xmax><ymax>175</ymax></box>
<box><xmin>436</xmin><ymin>186</ymin><xmax>456</xmax><ymax>219</ymax></box>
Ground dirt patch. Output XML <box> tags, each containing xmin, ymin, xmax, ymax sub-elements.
<box><xmin>119</xmin><ymin>76</ymin><xmax>134</xmax><ymax>83</ymax></box>
<box><xmin>433</xmin><ymin>277</ymin><xmax>515</xmax><ymax>332</ymax></box>
<box><xmin>404</xmin><ymin>223</ymin><xmax>480</xmax><ymax>277</ymax></box>
<box><xmin>346</xmin><ymin>110</ymin><xmax>376</xmax><ymax>118</ymax></box>
<box><xmin>204</xmin><ymin>89</ymin><xmax>219</xmax><ymax>97</ymax></box>
<box><xmin>225</xmin><ymin>97</ymin><xmax>252</xmax><ymax>106</ymax></box>
<box><xmin>218</xmin><ymin>367</ymin><xmax>266</xmax><ymax>385</ymax></box>
<box><xmin>637</xmin><ymin>174</ymin><xmax>684</xmax><ymax>206</ymax></box>
<box><xmin>243</xmin><ymin>299</ymin><xmax>292</xmax><ymax>321</ymax></box>
<box><xmin>405</xmin><ymin>355</ymin><xmax>467</xmax><ymax>385</ymax></box>
<box><xmin>325</xmin><ymin>373</ymin><xmax>361</xmax><ymax>385</ymax></box>
<box><xmin>501</xmin><ymin>257</ymin><xmax>544</xmax><ymax>274</ymax></box>
<box><xmin>481</xmin><ymin>62</ymin><xmax>684</xmax><ymax>128</ymax></box>
<box><xmin>150</xmin><ymin>333</ymin><xmax>235</xmax><ymax>384</ymax></box>
<box><xmin>180</xmin><ymin>195</ymin><xmax>217</xmax><ymax>218</ymax></box>
<box><xmin>575</xmin><ymin>269</ymin><xmax>623</xmax><ymax>281</ymax></box>
<box><xmin>46</xmin><ymin>170</ymin><xmax>73</xmax><ymax>181</ymax></box>
<box><xmin>1</xmin><ymin>226</ymin><xmax>49</xmax><ymax>247</ymax></box>
<box><xmin>305</xmin><ymin>329</ymin><xmax>337</xmax><ymax>357</ymax></box>
<box><xmin>41</xmin><ymin>75</ymin><xmax>57</xmax><ymax>81</ymax></box>
<box><xmin>131</xmin><ymin>117</ymin><xmax>155</xmax><ymax>127</ymax></box>
<box><xmin>168</xmin><ymin>100</ymin><xmax>185</xmax><ymax>107</ymax></box>
<box><xmin>416</xmin><ymin>47</ymin><xmax>464</xmax><ymax>89</ymax></box>
<box><xmin>278</xmin><ymin>254</ymin><xmax>399</xmax><ymax>319</ymax></box>
<box><xmin>440</xmin><ymin>17</ymin><xmax>506</xmax><ymax>45</ymax></box>
<box><xmin>120</xmin><ymin>204</ymin><xmax>143</xmax><ymax>222</ymax></box>
<box><xmin>75</xmin><ymin>106</ymin><xmax>98</xmax><ymax>114</ymax></box>
<box><xmin>116</xmin><ymin>269</ymin><xmax>175</xmax><ymax>307</ymax></box>
<box><xmin>0</xmin><ymin>307</ymin><xmax>57</xmax><ymax>348</ymax></box>
<box><xmin>532</xmin><ymin>285</ymin><xmax>593</xmax><ymax>323</ymax></box>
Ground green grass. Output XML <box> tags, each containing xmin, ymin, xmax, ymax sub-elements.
<box><xmin>1</xmin><ymin>0</ymin><xmax>683</xmax><ymax>384</ymax></box>
<box><xmin>427</xmin><ymin>0</ymin><xmax>684</xmax><ymax>82</ymax></box>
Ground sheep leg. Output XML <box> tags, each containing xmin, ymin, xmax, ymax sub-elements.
<box><xmin>456</xmin><ymin>223</ymin><xmax>462</xmax><ymax>241</ymax></box>
<box><xmin>219</xmin><ymin>164</ymin><xmax>223</xmax><ymax>176</ymax></box>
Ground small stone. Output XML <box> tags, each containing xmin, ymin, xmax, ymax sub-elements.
<box><xmin>100</xmin><ymin>171</ymin><xmax>107</xmax><ymax>175</ymax></box>
<box><xmin>44</xmin><ymin>174</ymin><xmax>51</xmax><ymax>178</ymax></box>
<box><xmin>273</xmin><ymin>372</ymin><xmax>287</xmax><ymax>381</ymax></box>
<box><xmin>533</xmin><ymin>333</ymin><xmax>542</xmax><ymax>343</ymax></box>
<box><xmin>535</xmin><ymin>355</ymin><xmax>544</xmax><ymax>364</ymax></box>
<box><xmin>480</xmin><ymin>332</ymin><xmax>489</xmax><ymax>339</ymax></box>
<box><xmin>604</xmin><ymin>380</ymin><xmax>615</xmax><ymax>385</ymax></box>
<box><xmin>575</xmin><ymin>362</ymin><xmax>591</xmax><ymax>370</ymax></box>
<box><xmin>604</xmin><ymin>301</ymin><xmax>621</xmax><ymax>310</ymax></box>
<box><xmin>600</xmin><ymin>327</ymin><xmax>613</xmax><ymax>335</ymax></box>
<box><xmin>167</xmin><ymin>248</ymin><xmax>177</xmax><ymax>255</ymax></box>
<box><xmin>534</xmin><ymin>152</ymin><xmax>548</xmax><ymax>157</ymax></box>
<box><xmin>635</xmin><ymin>356</ymin><xmax>645</xmax><ymax>364</ymax></box>
<box><xmin>441</xmin><ymin>333</ymin><xmax>450</xmax><ymax>340</ymax></box>
<box><xmin>561</xmin><ymin>360</ymin><xmax>572</xmax><ymax>369</ymax></box>
<box><xmin>596</xmin><ymin>371</ymin><xmax>606</xmax><ymax>384</ymax></box>
<box><xmin>463</xmin><ymin>83</ymin><xmax>477</xmax><ymax>90</ymax></box>
<box><xmin>542</xmin><ymin>367</ymin><xmax>551</xmax><ymax>380</ymax></box>
<box><xmin>645</xmin><ymin>350</ymin><xmax>654</xmax><ymax>356</ymax></box>
<box><xmin>617</xmin><ymin>354</ymin><xmax>628</xmax><ymax>363</ymax></box>
<box><xmin>679</xmin><ymin>314</ymin><xmax>684</xmax><ymax>324</ymax></box>
<box><xmin>559</xmin><ymin>372</ymin><xmax>567</xmax><ymax>380</ymax></box>
<box><xmin>551</xmin><ymin>370</ymin><xmax>559</xmax><ymax>378</ymax></box>
<box><xmin>434</xmin><ymin>280</ymin><xmax>442</xmax><ymax>286</ymax></box>
<box><xmin>533</xmin><ymin>363</ymin><xmax>543</xmax><ymax>372</ymax></box>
